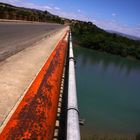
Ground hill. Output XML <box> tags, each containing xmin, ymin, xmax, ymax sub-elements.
<box><xmin>0</xmin><ymin>2</ymin><xmax>64</xmax><ymax>24</ymax></box>
<box><xmin>71</xmin><ymin>21</ymin><xmax>140</xmax><ymax>60</ymax></box>
<box><xmin>107</xmin><ymin>30</ymin><xmax>140</xmax><ymax>41</ymax></box>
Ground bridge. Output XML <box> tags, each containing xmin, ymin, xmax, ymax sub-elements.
<box><xmin>0</xmin><ymin>22</ymin><xmax>80</xmax><ymax>140</ymax></box>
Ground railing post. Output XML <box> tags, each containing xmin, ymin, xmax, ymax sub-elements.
<box><xmin>67</xmin><ymin>32</ymin><xmax>80</xmax><ymax>140</ymax></box>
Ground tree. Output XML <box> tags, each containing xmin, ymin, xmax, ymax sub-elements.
<box><xmin>71</xmin><ymin>20</ymin><xmax>140</xmax><ymax>60</ymax></box>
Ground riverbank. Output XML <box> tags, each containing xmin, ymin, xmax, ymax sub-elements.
<box><xmin>76</xmin><ymin>44</ymin><xmax>138</xmax><ymax>62</ymax></box>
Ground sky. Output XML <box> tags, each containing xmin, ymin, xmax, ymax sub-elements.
<box><xmin>0</xmin><ymin>0</ymin><xmax>140</xmax><ymax>37</ymax></box>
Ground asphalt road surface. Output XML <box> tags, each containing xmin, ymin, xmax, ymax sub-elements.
<box><xmin>0</xmin><ymin>22</ymin><xmax>65</xmax><ymax>61</ymax></box>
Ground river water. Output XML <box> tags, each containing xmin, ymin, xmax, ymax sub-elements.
<box><xmin>74</xmin><ymin>46</ymin><xmax>140</xmax><ymax>140</ymax></box>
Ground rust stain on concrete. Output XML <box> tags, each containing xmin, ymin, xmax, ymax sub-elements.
<box><xmin>0</xmin><ymin>31</ymin><xmax>69</xmax><ymax>140</ymax></box>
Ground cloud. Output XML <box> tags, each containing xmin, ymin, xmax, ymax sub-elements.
<box><xmin>44</xmin><ymin>6</ymin><xmax>52</xmax><ymax>10</ymax></box>
<box><xmin>54</xmin><ymin>7</ymin><xmax>60</xmax><ymax>11</ymax></box>
<box><xmin>77</xmin><ymin>9</ymin><xmax>81</xmax><ymax>13</ymax></box>
<box><xmin>92</xmin><ymin>19</ymin><xmax>96</xmax><ymax>22</ymax></box>
<box><xmin>0</xmin><ymin>0</ymin><xmax>53</xmax><ymax>11</ymax></box>
<box><xmin>0</xmin><ymin>0</ymin><xmax>22</xmax><ymax>4</ymax></box>
<box><xmin>51</xmin><ymin>10</ymin><xmax>88</xmax><ymax>21</ymax></box>
<box><xmin>112</xmin><ymin>13</ymin><xmax>117</xmax><ymax>17</ymax></box>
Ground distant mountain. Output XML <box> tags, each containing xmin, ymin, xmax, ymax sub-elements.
<box><xmin>107</xmin><ymin>30</ymin><xmax>140</xmax><ymax>41</ymax></box>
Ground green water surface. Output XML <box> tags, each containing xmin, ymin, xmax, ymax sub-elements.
<box><xmin>74</xmin><ymin>47</ymin><xmax>140</xmax><ymax>139</ymax></box>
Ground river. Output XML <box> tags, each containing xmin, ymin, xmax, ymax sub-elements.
<box><xmin>74</xmin><ymin>46</ymin><xmax>140</xmax><ymax>140</ymax></box>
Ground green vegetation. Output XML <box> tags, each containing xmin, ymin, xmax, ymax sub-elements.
<box><xmin>71</xmin><ymin>21</ymin><xmax>140</xmax><ymax>60</ymax></box>
<box><xmin>0</xmin><ymin>2</ymin><xmax>64</xmax><ymax>24</ymax></box>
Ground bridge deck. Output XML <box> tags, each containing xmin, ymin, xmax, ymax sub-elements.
<box><xmin>0</xmin><ymin>27</ymin><xmax>68</xmax><ymax>133</ymax></box>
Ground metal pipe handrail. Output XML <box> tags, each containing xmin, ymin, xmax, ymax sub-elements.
<box><xmin>67</xmin><ymin>32</ymin><xmax>80</xmax><ymax>140</ymax></box>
